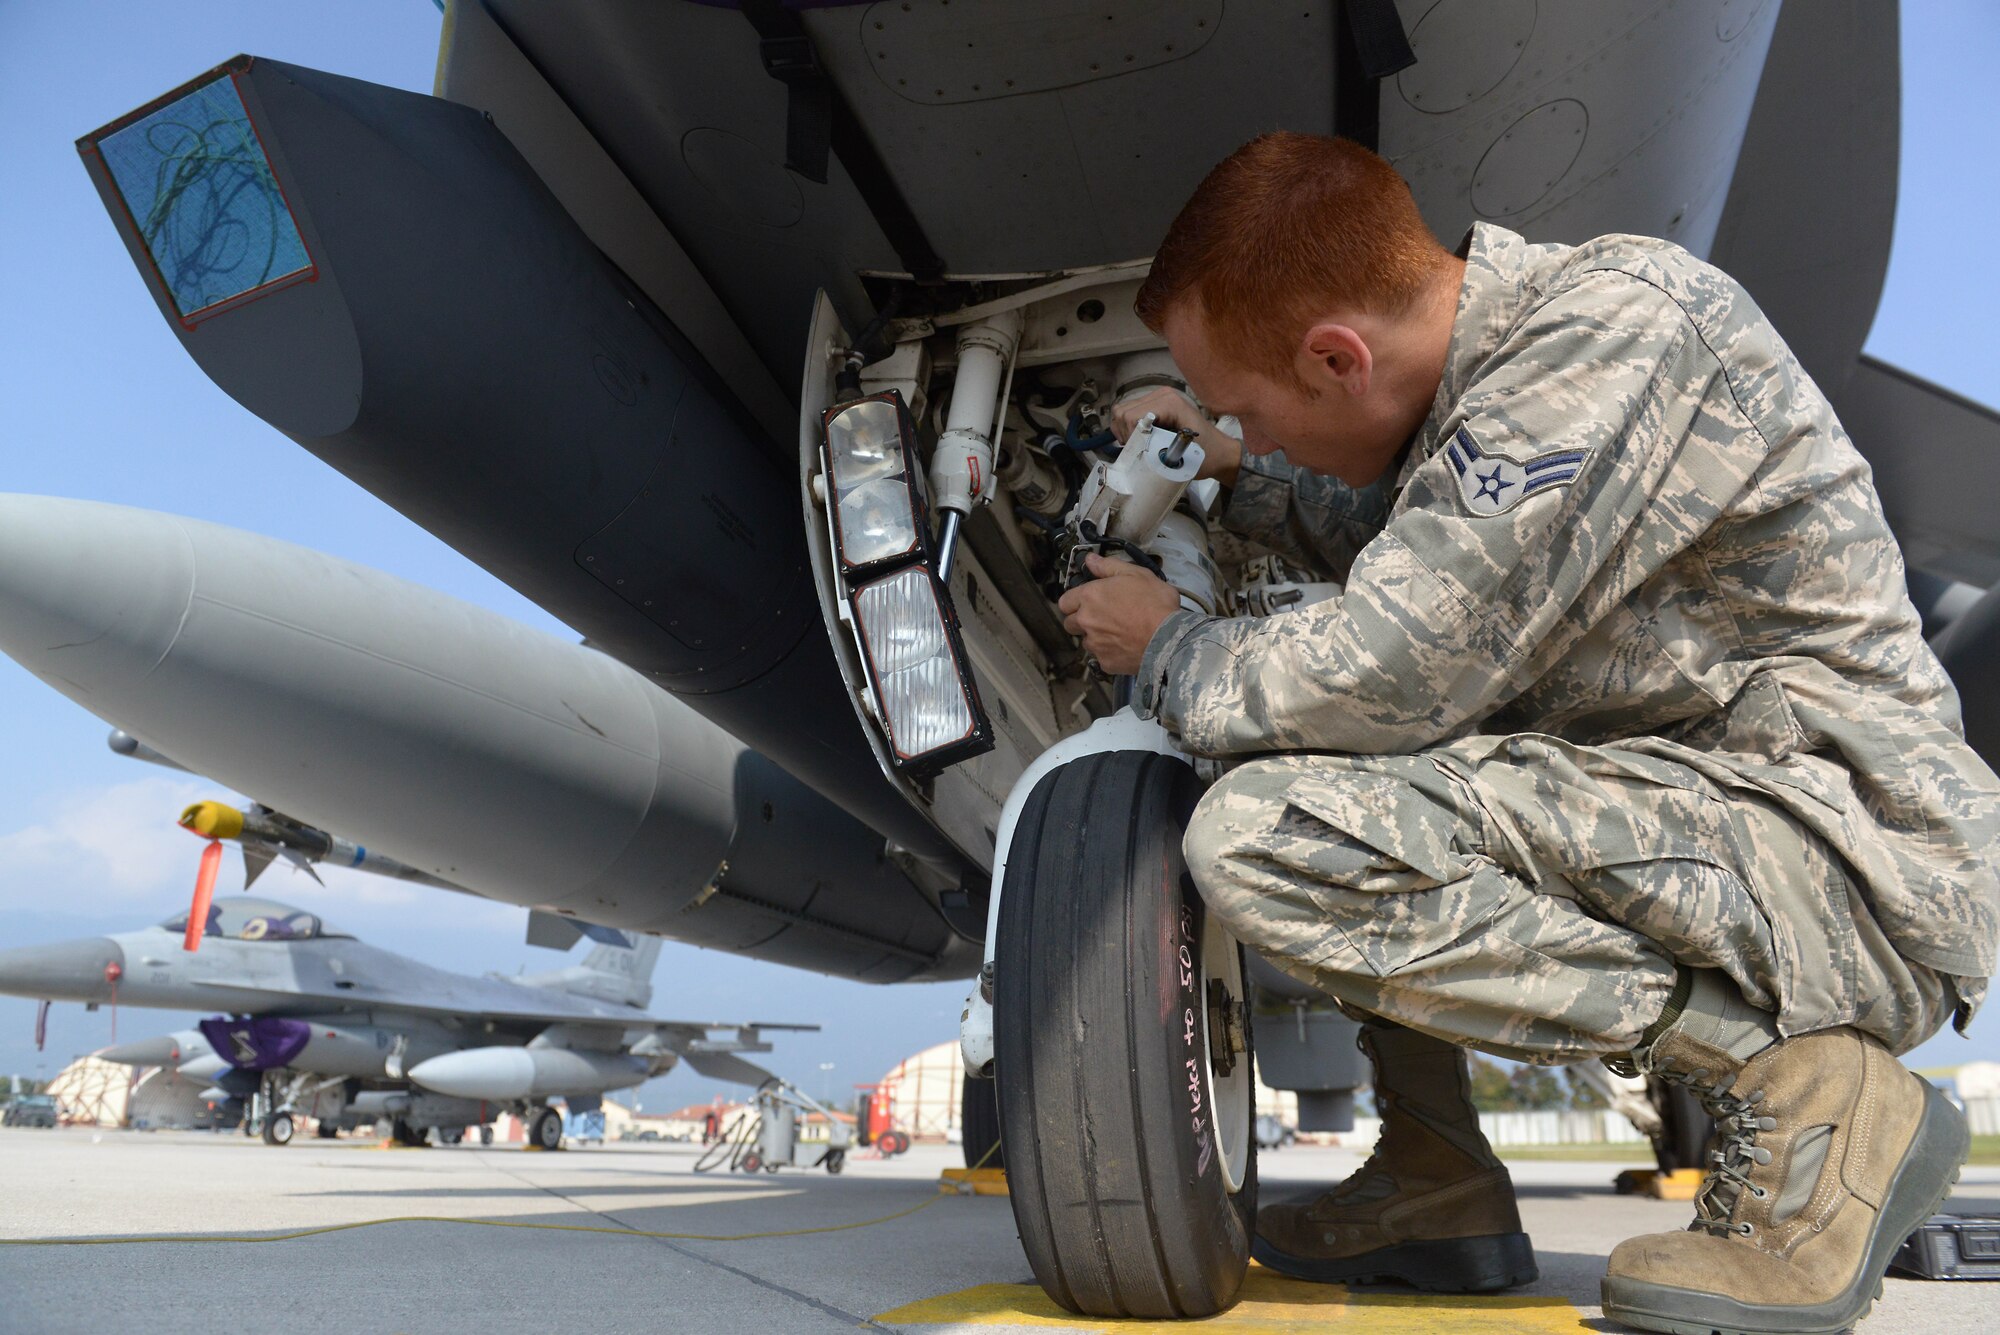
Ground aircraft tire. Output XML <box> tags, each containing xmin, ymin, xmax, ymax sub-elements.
<box><xmin>480</xmin><ymin>1125</ymin><xmax>494</xmax><ymax>1146</ymax></box>
<box><xmin>262</xmin><ymin>1111</ymin><xmax>295</xmax><ymax>1147</ymax></box>
<box><xmin>995</xmin><ymin>750</ymin><xmax>1257</xmax><ymax>1319</ymax></box>
<box><xmin>440</xmin><ymin>1127</ymin><xmax>465</xmax><ymax>1146</ymax></box>
<box><xmin>960</xmin><ymin>1074</ymin><xmax>1005</xmax><ymax>1170</ymax></box>
<box><xmin>529</xmin><ymin>1106</ymin><xmax>564</xmax><ymax>1151</ymax></box>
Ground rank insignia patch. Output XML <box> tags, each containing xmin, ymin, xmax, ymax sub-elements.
<box><xmin>1445</xmin><ymin>425</ymin><xmax>1590</xmax><ymax>517</ymax></box>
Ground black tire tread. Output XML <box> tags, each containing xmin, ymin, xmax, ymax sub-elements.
<box><xmin>961</xmin><ymin>1074</ymin><xmax>1005</xmax><ymax>1170</ymax></box>
<box><xmin>996</xmin><ymin>751</ymin><xmax>1255</xmax><ymax>1318</ymax></box>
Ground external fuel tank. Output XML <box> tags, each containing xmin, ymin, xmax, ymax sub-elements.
<box><xmin>0</xmin><ymin>494</ymin><xmax>971</xmax><ymax>982</ymax></box>
<box><xmin>76</xmin><ymin>55</ymin><xmax>960</xmax><ymax>875</ymax></box>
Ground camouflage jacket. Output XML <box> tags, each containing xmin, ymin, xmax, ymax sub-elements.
<box><xmin>1138</xmin><ymin>224</ymin><xmax>2000</xmax><ymax>980</ymax></box>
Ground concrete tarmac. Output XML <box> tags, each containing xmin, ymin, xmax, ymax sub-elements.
<box><xmin>0</xmin><ymin>1125</ymin><xmax>1993</xmax><ymax>1333</ymax></box>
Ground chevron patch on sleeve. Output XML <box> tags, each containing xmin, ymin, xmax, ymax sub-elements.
<box><xmin>1444</xmin><ymin>424</ymin><xmax>1590</xmax><ymax>517</ymax></box>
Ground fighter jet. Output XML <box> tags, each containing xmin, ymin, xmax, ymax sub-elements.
<box><xmin>0</xmin><ymin>895</ymin><xmax>810</xmax><ymax>1150</ymax></box>
<box><xmin>19</xmin><ymin>1</ymin><xmax>1998</xmax><ymax>1317</ymax></box>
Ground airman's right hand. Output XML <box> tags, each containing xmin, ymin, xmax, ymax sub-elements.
<box><xmin>1108</xmin><ymin>387</ymin><xmax>1243</xmax><ymax>488</ymax></box>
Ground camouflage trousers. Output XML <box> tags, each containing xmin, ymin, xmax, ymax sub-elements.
<box><xmin>1184</xmin><ymin>733</ymin><xmax>1950</xmax><ymax>1064</ymax></box>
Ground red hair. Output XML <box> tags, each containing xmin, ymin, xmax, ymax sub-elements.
<box><xmin>1135</xmin><ymin>133</ymin><xmax>1449</xmax><ymax>378</ymax></box>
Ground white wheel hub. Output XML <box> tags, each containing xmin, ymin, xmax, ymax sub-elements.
<box><xmin>1197</xmin><ymin>915</ymin><xmax>1252</xmax><ymax>1194</ymax></box>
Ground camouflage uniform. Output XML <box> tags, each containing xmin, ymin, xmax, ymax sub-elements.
<box><xmin>1138</xmin><ymin>224</ymin><xmax>1999</xmax><ymax>1064</ymax></box>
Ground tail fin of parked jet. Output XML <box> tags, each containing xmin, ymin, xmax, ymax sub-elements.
<box><xmin>579</xmin><ymin>935</ymin><xmax>663</xmax><ymax>1008</ymax></box>
<box><xmin>519</xmin><ymin>935</ymin><xmax>663</xmax><ymax>1009</ymax></box>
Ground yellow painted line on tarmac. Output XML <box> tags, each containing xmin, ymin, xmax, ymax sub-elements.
<box><xmin>875</xmin><ymin>1264</ymin><xmax>1584</xmax><ymax>1332</ymax></box>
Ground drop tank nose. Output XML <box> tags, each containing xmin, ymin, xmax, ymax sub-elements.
<box><xmin>0</xmin><ymin>495</ymin><xmax>193</xmax><ymax>700</ymax></box>
<box><xmin>0</xmin><ymin>494</ymin><xmax>971</xmax><ymax>983</ymax></box>
<box><xmin>99</xmin><ymin>1031</ymin><xmax>201</xmax><ymax>1066</ymax></box>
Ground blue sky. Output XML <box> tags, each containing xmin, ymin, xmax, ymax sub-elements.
<box><xmin>0</xmin><ymin>3</ymin><xmax>1994</xmax><ymax>1109</ymax></box>
<box><xmin>1863</xmin><ymin>1</ymin><xmax>2000</xmax><ymax>410</ymax></box>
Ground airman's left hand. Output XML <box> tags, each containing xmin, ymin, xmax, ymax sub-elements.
<box><xmin>1056</xmin><ymin>553</ymin><xmax>1182</xmax><ymax>677</ymax></box>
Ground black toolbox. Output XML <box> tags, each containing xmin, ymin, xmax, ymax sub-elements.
<box><xmin>1891</xmin><ymin>1215</ymin><xmax>2000</xmax><ymax>1280</ymax></box>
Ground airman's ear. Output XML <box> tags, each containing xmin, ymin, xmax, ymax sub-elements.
<box><xmin>1299</xmin><ymin>321</ymin><xmax>1372</xmax><ymax>397</ymax></box>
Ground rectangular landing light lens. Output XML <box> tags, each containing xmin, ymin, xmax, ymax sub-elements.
<box><xmin>94</xmin><ymin>72</ymin><xmax>311</xmax><ymax>319</ymax></box>
<box><xmin>853</xmin><ymin>567</ymin><xmax>977</xmax><ymax>763</ymax></box>
<box><xmin>825</xmin><ymin>398</ymin><xmax>920</xmax><ymax>570</ymax></box>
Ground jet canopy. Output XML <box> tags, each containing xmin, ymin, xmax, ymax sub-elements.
<box><xmin>157</xmin><ymin>896</ymin><xmax>342</xmax><ymax>942</ymax></box>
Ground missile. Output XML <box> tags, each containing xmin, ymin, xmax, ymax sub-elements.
<box><xmin>0</xmin><ymin>495</ymin><xmax>975</xmax><ymax>983</ymax></box>
<box><xmin>407</xmin><ymin>1046</ymin><xmax>651</xmax><ymax>1101</ymax></box>
<box><xmin>107</xmin><ymin>729</ymin><xmax>189</xmax><ymax>772</ymax></box>
<box><xmin>177</xmin><ymin>799</ymin><xmax>455</xmax><ymax>893</ymax></box>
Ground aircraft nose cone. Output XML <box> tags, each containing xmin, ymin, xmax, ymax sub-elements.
<box><xmin>0</xmin><ymin>495</ymin><xmax>194</xmax><ymax>700</ymax></box>
<box><xmin>0</xmin><ymin>936</ymin><xmax>124</xmax><ymax>1003</ymax></box>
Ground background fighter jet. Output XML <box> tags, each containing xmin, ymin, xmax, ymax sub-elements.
<box><xmin>0</xmin><ymin>894</ymin><xmax>810</xmax><ymax>1149</ymax></box>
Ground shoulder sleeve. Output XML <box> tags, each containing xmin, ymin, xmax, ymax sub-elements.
<box><xmin>1219</xmin><ymin>448</ymin><xmax>1395</xmax><ymax>580</ymax></box>
<box><xmin>1138</xmin><ymin>270</ymin><xmax>1715</xmax><ymax>756</ymax></box>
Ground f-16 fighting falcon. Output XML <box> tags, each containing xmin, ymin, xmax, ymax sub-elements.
<box><xmin>1057</xmin><ymin>131</ymin><xmax>2000</xmax><ymax>1335</ymax></box>
<box><xmin>0</xmin><ymin>895</ymin><xmax>808</xmax><ymax>1151</ymax></box>
<box><xmin>13</xmin><ymin>2</ymin><xmax>2000</xmax><ymax>1327</ymax></box>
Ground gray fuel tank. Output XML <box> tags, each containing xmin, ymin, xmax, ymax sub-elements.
<box><xmin>76</xmin><ymin>55</ymin><xmax>958</xmax><ymax>874</ymax></box>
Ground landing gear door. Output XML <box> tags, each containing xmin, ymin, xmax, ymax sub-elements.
<box><xmin>796</xmin><ymin>292</ymin><xmax>898</xmax><ymax>789</ymax></box>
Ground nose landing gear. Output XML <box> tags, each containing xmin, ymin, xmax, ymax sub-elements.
<box><xmin>994</xmin><ymin>750</ymin><xmax>1256</xmax><ymax>1319</ymax></box>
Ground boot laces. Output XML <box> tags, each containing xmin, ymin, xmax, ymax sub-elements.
<box><xmin>1663</xmin><ymin>1067</ymin><xmax>1775</xmax><ymax>1237</ymax></box>
<box><xmin>1313</xmin><ymin>1147</ymin><xmax>1398</xmax><ymax>1210</ymax></box>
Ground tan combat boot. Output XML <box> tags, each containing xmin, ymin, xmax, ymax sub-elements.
<box><xmin>1253</xmin><ymin>1020</ymin><xmax>1536</xmax><ymax>1291</ymax></box>
<box><xmin>1603</xmin><ymin>1026</ymin><xmax>1969</xmax><ymax>1335</ymax></box>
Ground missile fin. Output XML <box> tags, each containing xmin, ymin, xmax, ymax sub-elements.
<box><xmin>242</xmin><ymin>846</ymin><xmax>275</xmax><ymax>889</ymax></box>
<box><xmin>276</xmin><ymin>848</ymin><xmax>324</xmax><ymax>885</ymax></box>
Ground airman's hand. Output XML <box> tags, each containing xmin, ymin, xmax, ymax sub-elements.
<box><xmin>1108</xmin><ymin>387</ymin><xmax>1243</xmax><ymax>487</ymax></box>
<box><xmin>1056</xmin><ymin>553</ymin><xmax>1183</xmax><ymax>677</ymax></box>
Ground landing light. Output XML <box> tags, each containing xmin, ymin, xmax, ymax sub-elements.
<box><xmin>819</xmin><ymin>392</ymin><xmax>992</xmax><ymax>778</ymax></box>
<box><xmin>825</xmin><ymin>397</ymin><xmax>922</xmax><ymax>571</ymax></box>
